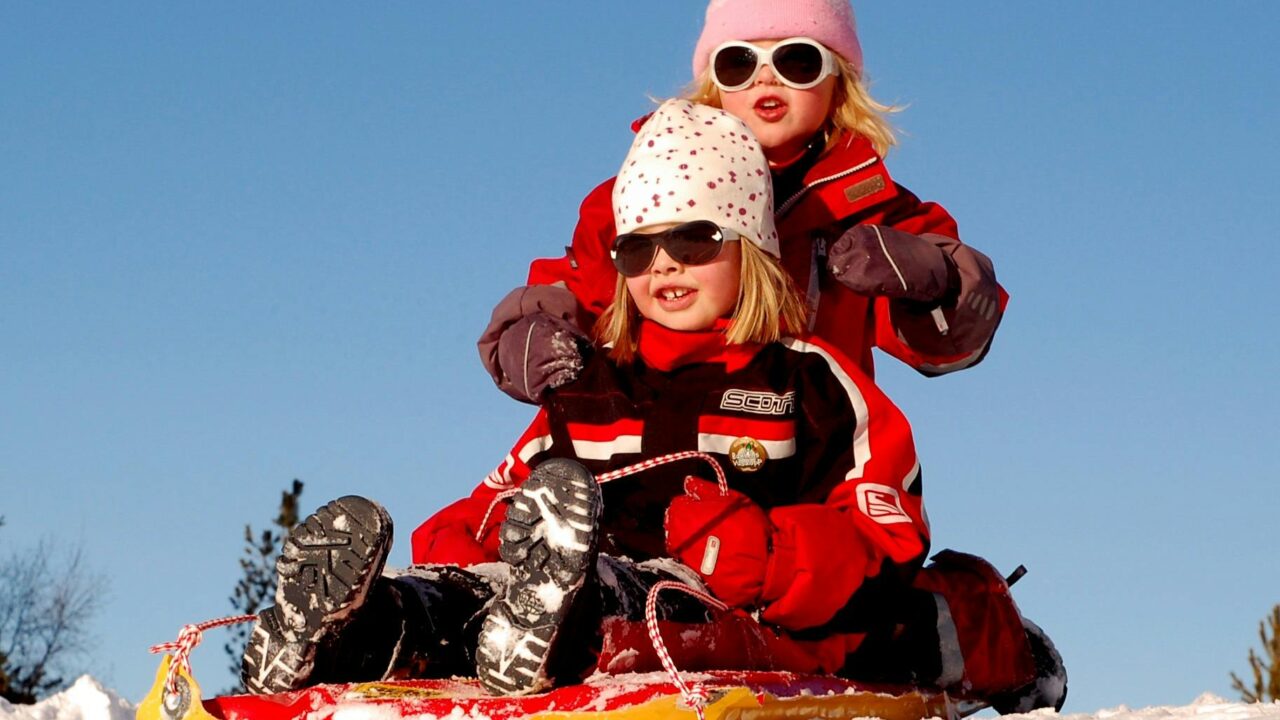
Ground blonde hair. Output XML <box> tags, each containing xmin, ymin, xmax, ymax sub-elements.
<box><xmin>596</xmin><ymin>241</ymin><xmax>807</xmax><ymax>364</ymax></box>
<box><xmin>682</xmin><ymin>54</ymin><xmax>900</xmax><ymax>157</ymax></box>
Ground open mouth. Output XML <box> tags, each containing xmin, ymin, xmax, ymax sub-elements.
<box><xmin>654</xmin><ymin>286</ymin><xmax>698</xmax><ymax>310</ymax></box>
<box><xmin>754</xmin><ymin>96</ymin><xmax>787</xmax><ymax>120</ymax></box>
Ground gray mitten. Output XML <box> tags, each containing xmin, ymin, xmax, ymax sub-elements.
<box><xmin>478</xmin><ymin>285</ymin><xmax>590</xmax><ymax>404</ymax></box>
<box><xmin>496</xmin><ymin>312</ymin><xmax>588</xmax><ymax>402</ymax></box>
<box><xmin>827</xmin><ymin>225</ymin><xmax>958</xmax><ymax>304</ymax></box>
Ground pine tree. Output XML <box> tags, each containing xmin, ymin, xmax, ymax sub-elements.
<box><xmin>223</xmin><ymin>480</ymin><xmax>304</xmax><ymax>692</ymax></box>
<box><xmin>1231</xmin><ymin>604</ymin><xmax>1280</xmax><ymax>703</ymax></box>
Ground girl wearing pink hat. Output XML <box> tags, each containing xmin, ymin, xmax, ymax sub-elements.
<box><xmin>482</xmin><ymin>0</ymin><xmax>1005</xmax><ymax>404</ymax></box>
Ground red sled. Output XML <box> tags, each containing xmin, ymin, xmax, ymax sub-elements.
<box><xmin>138</xmin><ymin>656</ymin><xmax>959</xmax><ymax>720</ymax></box>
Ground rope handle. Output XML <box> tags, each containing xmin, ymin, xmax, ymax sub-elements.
<box><xmin>644</xmin><ymin>580</ymin><xmax>730</xmax><ymax>720</ymax></box>
<box><xmin>475</xmin><ymin>451</ymin><xmax>728</xmax><ymax>544</ymax></box>
<box><xmin>596</xmin><ymin>451</ymin><xmax>727</xmax><ymax>494</ymax></box>
<box><xmin>149</xmin><ymin>614</ymin><xmax>257</xmax><ymax>699</ymax></box>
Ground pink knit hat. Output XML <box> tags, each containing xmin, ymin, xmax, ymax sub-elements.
<box><xmin>692</xmin><ymin>0</ymin><xmax>863</xmax><ymax>79</ymax></box>
<box><xmin>614</xmin><ymin>99</ymin><xmax>779</xmax><ymax>257</ymax></box>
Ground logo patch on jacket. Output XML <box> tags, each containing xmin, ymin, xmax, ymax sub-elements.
<box><xmin>720</xmin><ymin>389</ymin><xmax>795</xmax><ymax>416</ymax></box>
<box><xmin>728</xmin><ymin>436</ymin><xmax>768</xmax><ymax>472</ymax></box>
<box><xmin>857</xmin><ymin>483</ymin><xmax>912</xmax><ymax>524</ymax></box>
<box><xmin>697</xmin><ymin>415</ymin><xmax>795</xmax><ymax>465</ymax></box>
<box><xmin>844</xmin><ymin>174</ymin><xmax>886</xmax><ymax>205</ymax></box>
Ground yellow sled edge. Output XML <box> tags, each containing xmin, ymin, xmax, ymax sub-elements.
<box><xmin>529</xmin><ymin>685</ymin><xmax>954</xmax><ymax>720</ymax></box>
<box><xmin>137</xmin><ymin>655</ymin><xmax>220</xmax><ymax>720</ymax></box>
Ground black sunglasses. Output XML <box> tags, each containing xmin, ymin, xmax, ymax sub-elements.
<box><xmin>610</xmin><ymin>221</ymin><xmax>742</xmax><ymax>277</ymax></box>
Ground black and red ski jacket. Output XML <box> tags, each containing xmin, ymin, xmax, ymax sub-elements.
<box><xmin>413</xmin><ymin>320</ymin><xmax>929</xmax><ymax>631</ymax></box>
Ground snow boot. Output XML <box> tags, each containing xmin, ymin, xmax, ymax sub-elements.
<box><xmin>476</xmin><ymin>458</ymin><xmax>602</xmax><ymax>695</ymax></box>
<box><xmin>241</xmin><ymin>495</ymin><xmax>394</xmax><ymax>694</ymax></box>
<box><xmin>990</xmin><ymin>618</ymin><xmax>1068</xmax><ymax>714</ymax></box>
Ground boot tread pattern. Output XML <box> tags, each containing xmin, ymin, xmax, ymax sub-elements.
<box><xmin>477</xmin><ymin>459</ymin><xmax>601</xmax><ymax>696</ymax></box>
<box><xmin>240</xmin><ymin>605</ymin><xmax>315</xmax><ymax>695</ymax></box>
<box><xmin>275</xmin><ymin>495</ymin><xmax>393</xmax><ymax>644</ymax></box>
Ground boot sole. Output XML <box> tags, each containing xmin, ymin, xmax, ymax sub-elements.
<box><xmin>476</xmin><ymin>458</ymin><xmax>601</xmax><ymax>695</ymax></box>
<box><xmin>275</xmin><ymin>495</ymin><xmax>393</xmax><ymax>644</ymax></box>
<box><xmin>241</xmin><ymin>605</ymin><xmax>315</xmax><ymax>695</ymax></box>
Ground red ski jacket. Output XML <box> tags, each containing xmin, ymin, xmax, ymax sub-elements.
<box><xmin>413</xmin><ymin>321</ymin><xmax>929</xmax><ymax>631</ymax></box>
<box><xmin>525</xmin><ymin>131</ymin><xmax>1006</xmax><ymax>378</ymax></box>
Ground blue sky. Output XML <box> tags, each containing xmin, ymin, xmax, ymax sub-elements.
<box><xmin>2</xmin><ymin>2</ymin><xmax>1278</xmax><ymax>712</ymax></box>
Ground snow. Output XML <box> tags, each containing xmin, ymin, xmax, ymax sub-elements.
<box><xmin>2</xmin><ymin>678</ymin><xmax>1278</xmax><ymax>720</ymax></box>
<box><xmin>0</xmin><ymin>677</ymin><xmax>133</xmax><ymax>720</ymax></box>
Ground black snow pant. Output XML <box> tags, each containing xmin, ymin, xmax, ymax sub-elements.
<box><xmin>320</xmin><ymin>556</ymin><xmax>714</xmax><ymax>684</ymax></box>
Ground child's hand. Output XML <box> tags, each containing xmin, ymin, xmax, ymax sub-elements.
<box><xmin>499</xmin><ymin>311</ymin><xmax>588</xmax><ymax>400</ymax></box>
<box><xmin>478</xmin><ymin>285</ymin><xmax>590</xmax><ymax>404</ymax></box>
<box><xmin>827</xmin><ymin>225</ymin><xmax>958</xmax><ymax>304</ymax></box>
<box><xmin>664</xmin><ymin>478</ymin><xmax>773</xmax><ymax>609</ymax></box>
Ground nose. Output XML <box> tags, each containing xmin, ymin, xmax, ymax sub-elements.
<box><xmin>650</xmin><ymin>247</ymin><xmax>681</xmax><ymax>275</ymax></box>
<box><xmin>755</xmin><ymin>62</ymin><xmax>780</xmax><ymax>86</ymax></box>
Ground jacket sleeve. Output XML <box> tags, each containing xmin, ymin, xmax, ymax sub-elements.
<box><xmin>758</xmin><ymin>337</ymin><xmax>930</xmax><ymax>629</ymax></box>
<box><xmin>410</xmin><ymin>410</ymin><xmax>554</xmax><ymax>565</ymax></box>
<box><xmin>526</xmin><ymin>177</ymin><xmax>621</xmax><ymax>319</ymax></box>
<box><xmin>870</xmin><ymin>185</ymin><xmax>1008</xmax><ymax>376</ymax></box>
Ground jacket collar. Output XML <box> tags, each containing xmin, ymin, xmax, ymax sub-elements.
<box><xmin>636</xmin><ymin>318</ymin><xmax>761</xmax><ymax>373</ymax></box>
<box><xmin>776</xmin><ymin>131</ymin><xmax>898</xmax><ymax>222</ymax></box>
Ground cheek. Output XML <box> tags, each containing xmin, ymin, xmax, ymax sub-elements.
<box><xmin>692</xmin><ymin>260</ymin><xmax>742</xmax><ymax>312</ymax></box>
<box><xmin>627</xmin><ymin>275</ymin><xmax>655</xmax><ymax>310</ymax></box>
<box><xmin>625</xmin><ymin>277</ymin><xmax>648</xmax><ymax>305</ymax></box>
<box><xmin>792</xmin><ymin>90</ymin><xmax>834</xmax><ymax>132</ymax></box>
<box><xmin>718</xmin><ymin>93</ymin><xmax>754</xmax><ymax>128</ymax></box>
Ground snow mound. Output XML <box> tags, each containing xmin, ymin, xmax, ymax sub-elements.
<box><xmin>1000</xmin><ymin>693</ymin><xmax>1280</xmax><ymax>720</ymax></box>
<box><xmin>0</xmin><ymin>677</ymin><xmax>135</xmax><ymax>720</ymax></box>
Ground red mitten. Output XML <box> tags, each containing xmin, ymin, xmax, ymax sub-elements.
<box><xmin>664</xmin><ymin>478</ymin><xmax>773</xmax><ymax>608</ymax></box>
<box><xmin>410</xmin><ymin>496</ymin><xmax>507</xmax><ymax>566</ymax></box>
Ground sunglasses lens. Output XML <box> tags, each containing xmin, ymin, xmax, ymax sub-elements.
<box><xmin>772</xmin><ymin>42</ymin><xmax>826</xmax><ymax>86</ymax></box>
<box><xmin>612</xmin><ymin>234</ymin><xmax>658</xmax><ymax>277</ymax></box>
<box><xmin>712</xmin><ymin>45</ymin><xmax>759</xmax><ymax>89</ymax></box>
<box><xmin>665</xmin><ymin>221</ymin><xmax>725</xmax><ymax>265</ymax></box>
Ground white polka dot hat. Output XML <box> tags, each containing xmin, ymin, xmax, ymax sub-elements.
<box><xmin>613</xmin><ymin>99</ymin><xmax>779</xmax><ymax>257</ymax></box>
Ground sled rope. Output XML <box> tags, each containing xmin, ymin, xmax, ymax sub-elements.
<box><xmin>474</xmin><ymin>487</ymin><xmax>522</xmax><ymax>542</ymax></box>
<box><xmin>149</xmin><ymin>614</ymin><xmax>256</xmax><ymax>698</ymax></box>
<box><xmin>476</xmin><ymin>451</ymin><xmax>728</xmax><ymax>542</ymax></box>
<box><xmin>645</xmin><ymin>580</ymin><xmax>729</xmax><ymax>720</ymax></box>
<box><xmin>596</xmin><ymin>451</ymin><xmax>727</xmax><ymax>493</ymax></box>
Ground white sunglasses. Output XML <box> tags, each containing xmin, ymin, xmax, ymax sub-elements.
<box><xmin>709</xmin><ymin>37</ymin><xmax>841</xmax><ymax>92</ymax></box>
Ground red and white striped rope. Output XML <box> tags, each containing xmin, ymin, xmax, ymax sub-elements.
<box><xmin>644</xmin><ymin>580</ymin><xmax>729</xmax><ymax>720</ymax></box>
<box><xmin>597</xmin><ymin>451</ymin><xmax>727</xmax><ymax>494</ymax></box>
<box><xmin>148</xmin><ymin>614</ymin><xmax>257</xmax><ymax>698</ymax></box>
<box><xmin>474</xmin><ymin>487</ymin><xmax>522</xmax><ymax>543</ymax></box>
<box><xmin>476</xmin><ymin>451</ymin><xmax>729</xmax><ymax>543</ymax></box>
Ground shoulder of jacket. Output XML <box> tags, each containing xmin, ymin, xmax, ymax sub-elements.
<box><xmin>782</xmin><ymin>135</ymin><xmax>899</xmax><ymax>221</ymax></box>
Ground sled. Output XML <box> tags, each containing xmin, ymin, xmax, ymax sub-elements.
<box><xmin>138</xmin><ymin>653</ymin><xmax>959</xmax><ymax>720</ymax></box>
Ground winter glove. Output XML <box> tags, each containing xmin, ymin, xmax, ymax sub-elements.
<box><xmin>477</xmin><ymin>285</ymin><xmax>591</xmax><ymax>404</ymax></box>
<box><xmin>827</xmin><ymin>225</ymin><xmax>959</xmax><ymax>304</ymax></box>
<box><xmin>664</xmin><ymin>478</ymin><xmax>774</xmax><ymax>609</ymax></box>
<box><xmin>410</xmin><ymin>496</ymin><xmax>506</xmax><ymax>567</ymax></box>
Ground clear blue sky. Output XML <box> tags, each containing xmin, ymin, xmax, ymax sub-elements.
<box><xmin>3</xmin><ymin>2</ymin><xmax>1278</xmax><ymax>712</ymax></box>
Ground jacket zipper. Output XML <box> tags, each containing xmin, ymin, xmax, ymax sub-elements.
<box><xmin>776</xmin><ymin>156</ymin><xmax>879</xmax><ymax>220</ymax></box>
<box><xmin>775</xmin><ymin>156</ymin><xmax>880</xmax><ymax>329</ymax></box>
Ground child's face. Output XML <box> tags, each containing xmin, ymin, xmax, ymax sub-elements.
<box><xmin>717</xmin><ymin>40</ymin><xmax>837</xmax><ymax>164</ymax></box>
<box><xmin>625</xmin><ymin>226</ymin><xmax>741</xmax><ymax>332</ymax></box>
